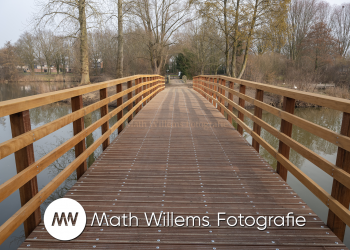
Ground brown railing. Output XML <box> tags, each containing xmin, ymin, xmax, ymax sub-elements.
<box><xmin>0</xmin><ymin>75</ymin><xmax>165</xmax><ymax>244</ymax></box>
<box><xmin>193</xmin><ymin>75</ymin><xmax>350</xmax><ymax>241</ymax></box>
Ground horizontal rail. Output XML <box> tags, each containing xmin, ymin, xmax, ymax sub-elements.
<box><xmin>201</xmin><ymin>75</ymin><xmax>350</xmax><ymax>113</ymax></box>
<box><xmin>0</xmin><ymin>84</ymin><xmax>165</xmax><ymax>244</ymax></box>
<box><xmin>199</xmin><ymin>81</ymin><xmax>350</xmax><ymax>190</ymax></box>
<box><xmin>0</xmin><ymin>74</ymin><xmax>161</xmax><ymax>117</ymax></box>
<box><xmin>194</xmin><ymin>84</ymin><xmax>350</xmax><ymax>229</ymax></box>
<box><xmin>200</xmin><ymin>79</ymin><xmax>350</xmax><ymax>153</ymax></box>
<box><xmin>0</xmin><ymin>79</ymin><xmax>157</xmax><ymax>160</ymax></box>
<box><xmin>0</xmin><ymin>82</ymin><xmax>162</xmax><ymax>204</ymax></box>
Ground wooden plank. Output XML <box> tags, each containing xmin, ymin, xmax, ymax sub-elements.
<box><xmin>117</xmin><ymin>83</ymin><xmax>123</xmax><ymax>134</ymax></box>
<box><xmin>277</xmin><ymin>97</ymin><xmax>296</xmax><ymax>181</ymax></box>
<box><xmin>327</xmin><ymin>112</ymin><xmax>350</xmax><ymax>241</ymax></box>
<box><xmin>100</xmin><ymin>88</ymin><xmax>110</xmax><ymax>151</ymax></box>
<box><xmin>0</xmin><ymin>75</ymin><xmax>163</xmax><ymax>117</ymax></box>
<box><xmin>127</xmin><ymin>80</ymin><xmax>133</xmax><ymax>123</ymax></box>
<box><xmin>71</xmin><ymin>95</ymin><xmax>87</xmax><ymax>179</ymax></box>
<box><xmin>237</xmin><ymin>84</ymin><xmax>246</xmax><ymax>135</ymax></box>
<box><xmin>201</xmin><ymin>75</ymin><xmax>350</xmax><ymax>113</ymax></box>
<box><xmin>9</xmin><ymin>110</ymin><xmax>41</xmax><ymax>237</ymax></box>
<box><xmin>252</xmin><ymin>89</ymin><xmax>264</xmax><ymax>152</ymax></box>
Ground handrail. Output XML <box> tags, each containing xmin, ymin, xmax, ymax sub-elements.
<box><xmin>0</xmin><ymin>75</ymin><xmax>165</xmax><ymax>245</ymax></box>
<box><xmin>193</xmin><ymin>75</ymin><xmax>350</xmax><ymax>242</ymax></box>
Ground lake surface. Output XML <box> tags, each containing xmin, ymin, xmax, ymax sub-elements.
<box><xmin>0</xmin><ymin>82</ymin><xmax>349</xmax><ymax>249</ymax></box>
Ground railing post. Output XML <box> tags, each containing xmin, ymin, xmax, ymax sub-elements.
<box><xmin>220</xmin><ymin>79</ymin><xmax>226</xmax><ymax>116</ymax></box>
<box><xmin>327</xmin><ymin>112</ymin><xmax>350</xmax><ymax>241</ymax></box>
<box><xmin>127</xmin><ymin>80</ymin><xmax>133</xmax><ymax>123</ymax></box>
<box><xmin>213</xmin><ymin>78</ymin><xmax>217</xmax><ymax>108</ymax></box>
<box><xmin>71</xmin><ymin>95</ymin><xmax>87</xmax><ymax>179</ymax></box>
<box><xmin>135</xmin><ymin>78</ymin><xmax>140</xmax><ymax>114</ymax></box>
<box><xmin>10</xmin><ymin>110</ymin><xmax>41</xmax><ymax>237</ymax></box>
<box><xmin>252</xmin><ymin>89</ymin><xmax>264</xmax><ymax>152</ymax></box>
<box><xmin>100</xmin><ymin>88</ymin><xmax>110</xmax><ymax>151</ymax></box>
<box><xmin>116</xmin><ymin>83</ymin><xmax>123</xmax><ymax>134</ymax></box>
<box><xmin>227</xmin><ymin>81</ymin><xmax>234</xmax><ymax>124</ymax></box>
<box><xmin>237</xmin><ymin>84</ymin><xmax>246</xmax><ymax>135</ymax></box>
<box><xmin>276</xmin><ymin>96</ymin><xmax>296</xmax><ymax>181</ymax></box>
<box><xmin>142</xmin><ymin>77</ymin><xmax>146</xmax><ymax>107</ymax></box>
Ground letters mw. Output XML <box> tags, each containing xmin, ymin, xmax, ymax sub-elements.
<box><xmin>52</xmin><ymin>212</ymin><xmax>79</xmax><ymax>226</ymax></box>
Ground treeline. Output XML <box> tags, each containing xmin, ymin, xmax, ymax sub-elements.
<box><xmin>176</xmin><ymin>0</ymin><xmax>350</xmax><ymax>86</ymax></box>
<box><xmin>0</xmin><ymin>0</ymin><xmax>349</xmax><ymax>87</ymax></box>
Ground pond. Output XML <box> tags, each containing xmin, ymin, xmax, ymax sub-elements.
<box><xmin>0</xmin><ymin>82</ymin><xmax>349</xmax><ymax>249</ymax></box>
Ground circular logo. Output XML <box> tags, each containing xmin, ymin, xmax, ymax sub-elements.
<box><xmin>44</xmin><ymin>198</ymin><xmax>86</xmax><ymax>241</ymax></box>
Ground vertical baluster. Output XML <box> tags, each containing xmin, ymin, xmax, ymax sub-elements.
<box><xmin>127</xmin><ymin>80</ymin><xmax>133</xmax><ymax>123</ymax></box>
<box><xmin>213</xmin><ymin>78</ymin><xmax>217</xmax><ymax>108</ymax></box>
<box><xmin>100</xmin><ymin>88</ymin><xmax>110</xmax><ymax>151</ymax></box>
<box><xmin>10</xmin><ymin>110</ymin><xmax>41</xmax><ymax>237</ymax></box>
<box><xmin>237</xmin><ymin>84</ymin><xmax>246</xmax><ymax>135</ymax></box>
<box><xmin>276</xmin><ymin>97</ymin><xmax>296</xmax><ymax>181</ymax></box>
<box><xmin>252</xmin><ymin>89</ymin><xmax>264</xmax><ymax>152</ymax></box>
<box><xmin>116</xmin><ymin>83</ymin><xmax>123</xmax><ymax>134</ymax></box>
<box><xmin>135</xmin><ymin>78</ymin><xmax>140</xmax><ymax>114</ymax></box>
<box><xmin>327</xmin><ymin>112</ymin><xmax>350</xmax><ymax>241</ymax></box>
<box><xmin>71</xmin><ymin>95</ymin><xmax>87</xmax><ymax>178</ymax></box>
<box><xmin>227</xmin><ymin>81</ymin><xmax>234</xmax><ymax>124</ymax></box>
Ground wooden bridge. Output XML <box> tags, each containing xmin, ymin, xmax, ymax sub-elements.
<box><xmin>0</xmin><ymin>75</ymin><xmax>349</xmax><ymax>249</ymax></box>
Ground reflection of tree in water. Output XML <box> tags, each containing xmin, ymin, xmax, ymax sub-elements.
<box><xmin>235</xmin><ymin>108</ymin><xmax>342</xmax><ymax>170</ymax></box>
<box><xmin>9</xmin><ymin>230</ymin><xmax>25</xmax><ymax>249</ymax></box>
<box><xmin>38</xmin><ymin>137</ymin><xmax>77</xmax><ymax>216</ymax></box>
<box><xmin>29</xmin><ymin>103</ymin><xmax>71</xmax><ymax>127</ymax></box>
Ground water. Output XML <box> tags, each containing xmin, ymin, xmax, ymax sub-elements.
<box><xmin>0</xmin><ymin>82</ymin><xmax>349</xmax><ymax>249</ymax></box>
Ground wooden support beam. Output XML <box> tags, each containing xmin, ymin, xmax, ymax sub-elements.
<box><xmin>135</xmin><ymin>78</ymin><xmax>140</xmax><ymax>114</ymax></box>
<box><xmin>327</xmin><ymin>112</ymin><xmax>350</xmax><ymax>241</ymax></box>
<box><xmin>99</xmin><ymin>88</ymin><xmax>110</xmax><ymax>151</ymax></box>
<box><xmin>221</xmin><ymin>79</ymin><xmax>226</xmax><ymax>116</ymax></box>
<box><xmin>116</xmin><ymin>83</ymin><xmax>123</xmax><ymax>134</ymax></box>
<box><xmin>127</xmin><ymin>80</ymin><xmax>133</xmax><ymax>123</ymax></box>
<box><xmin>237</xmin><ymin>84</ymin><xmax>246</xmax><ymax>135</ymax></box>
<box><xmin>9</xmin><ymin>110</ymin><xmax>41</xmax><ymax>237</ymax></box>
<box><xmin>71</xmin><ymin>95</ymin><xmax>87</xmax><ymax>179</ymax></box>
<box><xmin>252</xmin><ymin>89</ymin><xmax>264</xmax><ymax>152</ymax></box>
<box><xmin>227</xmin><ymin>81</ymin><xmax>234</xmax><ymax>124</ymax></box>
<box><xmin>213</xmin><ymin>78</ymin><xmax>217</xmax><ymax>108</ymax></box>
<box><xmin>277</xmin><ymin>96</ymin><xmax>296</xmax><ymax>181</ymax></box>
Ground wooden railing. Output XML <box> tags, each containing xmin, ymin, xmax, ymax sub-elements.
<box><xmin>193</xmin><ymin>75</ymin><xmax>350</xmax><ymax>241</ymax></box>
<box><xmin>0</xmin><ymin>75</ymin><xmax>165</xmax><ymax>244</ymax></box>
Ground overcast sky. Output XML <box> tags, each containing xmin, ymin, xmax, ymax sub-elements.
<box><xmin>0</xmin><ymin>0</ymin><xmax>349</xmax><ymax>47</ymax></box>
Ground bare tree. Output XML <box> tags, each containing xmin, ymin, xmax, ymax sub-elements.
<box><xmin>34</xmin><ymin>0</ymin><xmax>105</xmax><ymax>84</ymax></box>
<box><xmin>116</xmin><ymin>0</ymin><xmax>124</xmax><ymax>78</ymax></box>
<box><xmin>130</xmin><ymin>0</ymin><xmax>194</xmax><ymax>74</ymax></box>
<box><xmin>15</xmin><ymin>32</ymin><xmax>36</xmax><ymax>75</ymax></box>
<box><xmin>331</xmin><ymin>3</ymin><xmax>350</xmax><ymax>57</ymax></box>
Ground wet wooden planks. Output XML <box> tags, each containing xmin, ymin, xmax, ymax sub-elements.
<box><xmin>20</xmin><ymin>86</ymin><xmax>347</xmax><ymax>249</ymax></box>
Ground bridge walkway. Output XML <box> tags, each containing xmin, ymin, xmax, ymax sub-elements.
<box><xmin>20</xmin><ymin>86</ymin><xmax>346</xmax><ymax>249</ymax></box>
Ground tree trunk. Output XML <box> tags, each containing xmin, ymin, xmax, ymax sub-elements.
<box><xmin>231</xmin><ymin>0</ymin><xmax>240</xmax><ymax>78</ymax></box>
<box><xmin>224</xmin><ymin>0</ymin><xmax>230</xmax><ymax>76</ymax></box>
<box><xmin>116</xmin><ymin>0</ymin><xmax>123</xmax><ymax>79</ymax></box>
<box><xmin>79</xmin><ymin>0</ymin><xmax>90</xmax><ymax>85</ymax></box>
<box><xmin>237</xmin><ymin>0</ymin><xmax>258</xmax><ymax>79</ymax></box>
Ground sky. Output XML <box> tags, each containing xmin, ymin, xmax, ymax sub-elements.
<box><xmin>0</xmin><ymin>0</ymin><xmax>349</xmax><ymax>47</ymax></box>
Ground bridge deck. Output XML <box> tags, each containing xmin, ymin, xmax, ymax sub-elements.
<box><xmin>20</xmin><ymin>86</ymin><xmax>346</xmax><ymax>249</ymax></box>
